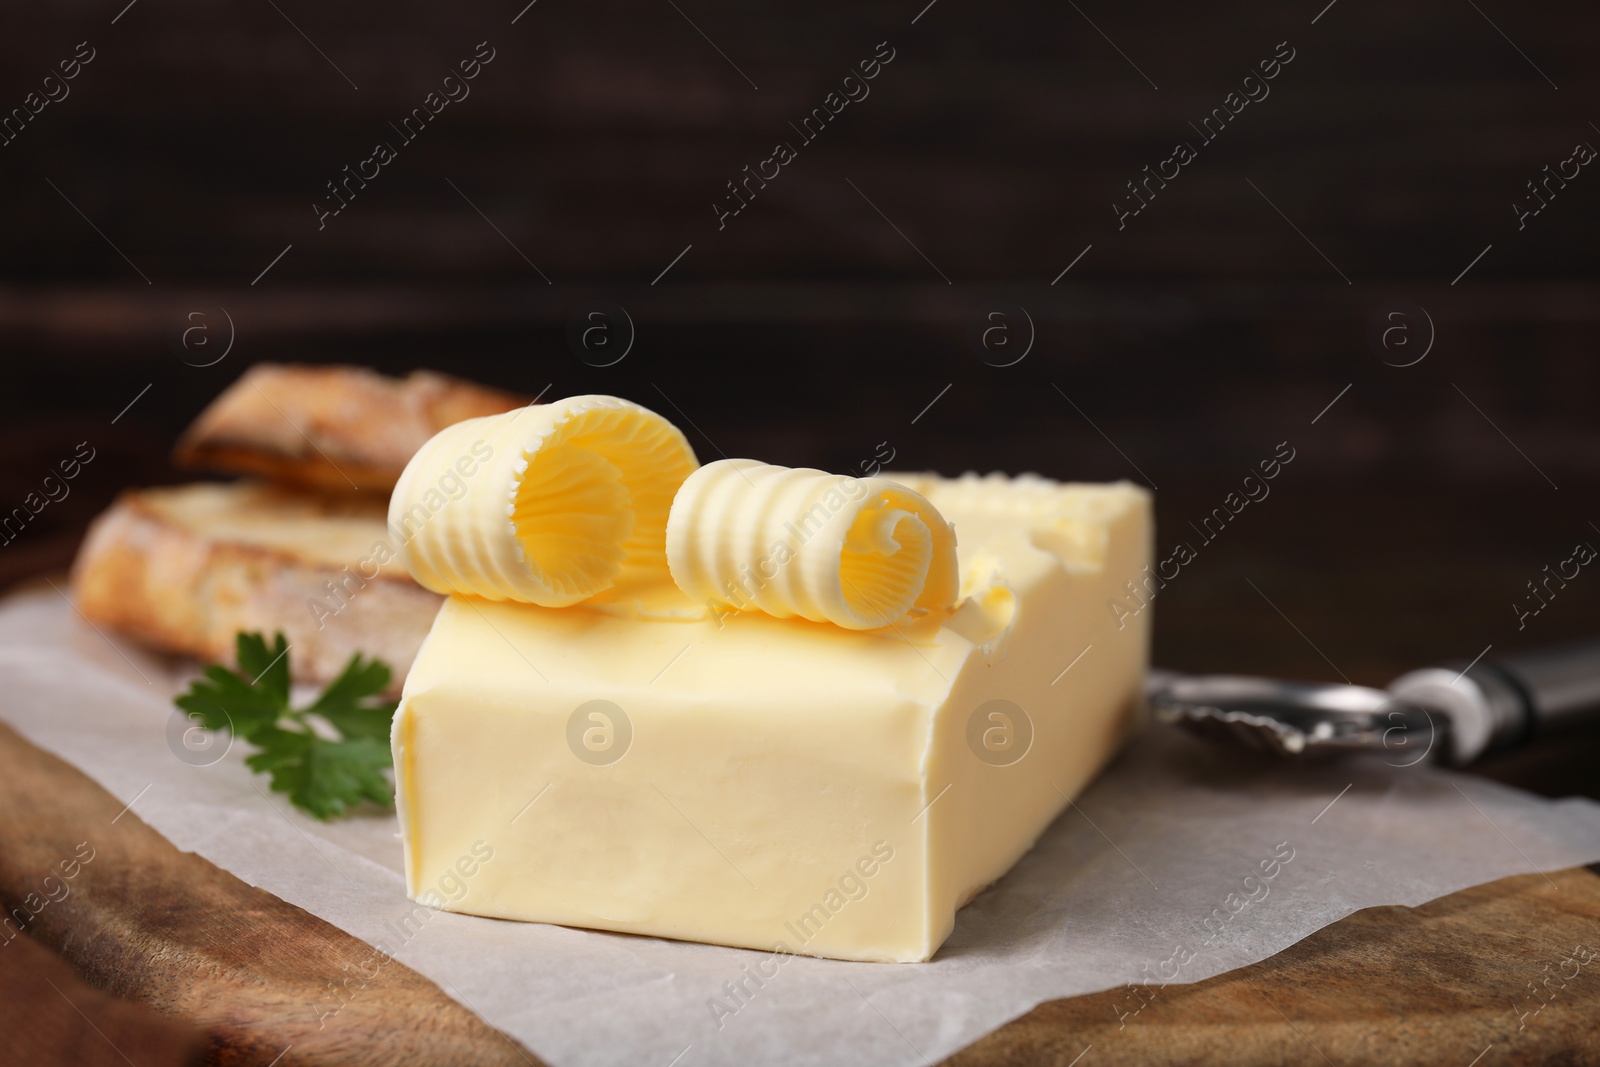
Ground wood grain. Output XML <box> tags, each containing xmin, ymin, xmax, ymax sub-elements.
<box><xmin>0</xmin><ymin>925</ymin><xmax>206</xmax><ymax>1067</ymax></box>
<box><xmin>0</xmin><ymin>721</ymin><xmax>543</xmax><ymax>1067</ymax></box>
<box><xmin>944</xmin><ymin>866</ymin><xmax>1600</xmax><ymax>1066</ymax></box>
<box><xmin>1</xmin><ymin>0</ymin><xmax>1595</xmax><ymax>285</ymax></box>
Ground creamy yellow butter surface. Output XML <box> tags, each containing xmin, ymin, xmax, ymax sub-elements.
<box><xmin>393</xmin><ymin>473</ymin><xmax>1151</xmax><ymax>963</ymax></box>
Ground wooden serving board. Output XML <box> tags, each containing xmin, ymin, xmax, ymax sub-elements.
<box><xmin>947</xmin><ymin>869</ymin><xmax>1600</xmax><ymax>1066</ymax></box>
<box><xmin>3</xmin><ymin>719</ymin><xmax>1598</xmax><ymax>1066</ymax></box>
<box><xmin>0</xmin><ymin>722</ymin><xmax>540</xmax><ymax>1067</ymax></box>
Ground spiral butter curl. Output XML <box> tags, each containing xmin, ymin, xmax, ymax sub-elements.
<box><xmin>665</xmin><ymin>459</ymin><xmax>959</xmax><ymax>630</ymax></box>
<box><xmin>389</xmin><ymin>395</ymin><xmax>697</xmax><ymax>606</ymax></box>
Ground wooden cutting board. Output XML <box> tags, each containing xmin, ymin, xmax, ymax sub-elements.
<box><xmin>0</xmin><ymin>722</ymin><xmax>537</xmax><ymax>1067</ymax></box>
<box><xmin>2</xmin><ymin>720</ymin><xmax>1596</xmax><ymax>1066</ymax></box>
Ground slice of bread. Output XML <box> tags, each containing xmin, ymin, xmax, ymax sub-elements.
<box><xmin>71</xmin><ymin>482</ymin><xmax>442</xmax><ymax>693</ymax></box>
<box><xmin>174</xmin><ymin>364</ymin><xmax>527</xmax><ymax>493</ymax></box>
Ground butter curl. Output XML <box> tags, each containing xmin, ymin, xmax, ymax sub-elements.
<box><xmin>666</xmin><ymin>459</ymin><xmax>958</xmax><ymax>630</ymax></box>
<box><xmin>389</xmin><ymin>395</ymin><xmax>697</xmax><ymax>606</ymax></box>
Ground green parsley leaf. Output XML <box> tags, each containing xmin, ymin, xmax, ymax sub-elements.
<box><xmin>306</xmin><ymin>652</ymin><xmax>397</xmax><ymax>741</ymax></box>
<box><xmin>173</xmin><ymin>632</ymin><xmax>401</xmax><ymax>821</ymax></box>
<box><xmin>235</xmin><ymin>631</ymin><xmax>291</xmax><ymax>707</ymax></box>
<box><xmin>174</xmin><ymin>663</ymin><xmax>282</xmax><ymax>737</ymax></box>
<box><xmin>301</xmin><ymin>736</ymin><xmax>394</xmax><ymax>819</ymax></box>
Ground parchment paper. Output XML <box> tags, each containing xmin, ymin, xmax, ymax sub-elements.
<box><xmin>5</xmin><ymin>586</ymin><xmax>1600</xmax><ymax>1066</ymax></box>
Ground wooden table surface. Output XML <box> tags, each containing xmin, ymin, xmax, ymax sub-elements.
<box><xmin>4</xmin><ymin>475</ymin><xmax>1600</xmax><ymax>1066</ymax></box>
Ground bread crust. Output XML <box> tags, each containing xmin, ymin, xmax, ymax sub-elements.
<box><xmin>173</xmin><ymin>364</ymin><xmax>526</xmax><ymax>493</ymax></box>
<box><xmin>71</xmin><ymin>485</ymin><xmax>442</xmax><ymax>693</ymax></box>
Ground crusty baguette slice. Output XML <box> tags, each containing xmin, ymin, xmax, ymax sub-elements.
<box><xmin>71</xmin><ymin>482</ymin><xmax>442</xmax><ymax>693</ymax></box>
<box><xmin>173</xmin><ymin>364</ymin><xmax>527</xmax><ymax>493</ymax></box>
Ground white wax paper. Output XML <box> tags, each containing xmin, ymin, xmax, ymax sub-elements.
<box><xmin>4</xmin><ymin>586</ymin><xmax>1599</xmax><ymax>1065</ymax></box>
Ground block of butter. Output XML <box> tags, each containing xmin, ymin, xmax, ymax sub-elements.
<box><xmin>394</xmin><ymin>472</ymin><xmax>1151</xmax><ymax>963</ymax></box>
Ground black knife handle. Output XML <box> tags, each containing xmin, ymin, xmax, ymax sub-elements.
<box><xmin>1389</xmin><ymin>637</ymin><xmax>1600</xmax><ymax>764</ymax></box>
<box><xmin>1491</xmin><ymin>637</ymin><xmax>1600</xmax><ymax>738</ymax></box>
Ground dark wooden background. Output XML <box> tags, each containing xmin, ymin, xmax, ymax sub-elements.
<box><xmin>2</xmin><ymin>0</ymin><xmax>1598</xmax><ymax>789</ymax></box>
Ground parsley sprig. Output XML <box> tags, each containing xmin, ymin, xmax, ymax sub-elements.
<box><xmin>175</xmin><ymin>632</ymin><xmax>399</xmax><ymax>820</ymax></box>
